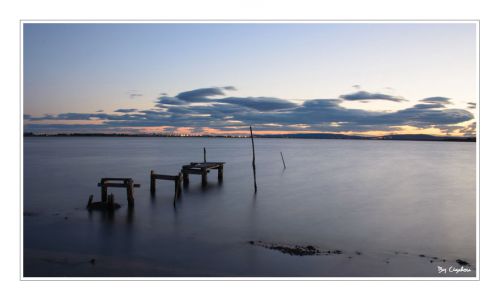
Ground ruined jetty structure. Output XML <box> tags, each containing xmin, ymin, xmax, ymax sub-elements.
<box><xmin>88</xmin><ymin>151</ymin><xmax>226</xmax><ymax>210</ymax></box>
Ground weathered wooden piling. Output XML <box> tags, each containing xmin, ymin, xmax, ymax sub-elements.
<box><xmin>100</xmin><ymin>179</ymin><xmax>107</xmax><ymax>202</ymax></box>
<box><xmin>280</xmin><ymin>151</ymin><xmax>286</xmax><ymax>169</ymax></box>
<box><xmin>107</xmin><ymin>193</ymin><xmax>115</xmax><ymax>210</ymax></box>
<box><xmin>174</xmin><ymin>172</ymin><xmax>182</xmax><ymax>199</ymax></box>
<box><xmin>218</xmin><ymin>165</ymin><xmax>224</xmax><ymax>181</ymax></box>
<box><xmin>126</xmin><ymin>179</ymin><xmax>134</xmax><ymax>207</ymax></box>
<box><xmin>87</xmin><ymin>195</ymin><xmax>94</xmax><ymax>209</ymax></box>
<box><xmin>204</xmin><ymin>147</ymin><xmax>207</xmax><ymax>163</ymax></box>
<box><xmin>150</xmin><ymin>170</ymin><xmax>156</xmax><ymax>194</ymax></box>
<box><xmin>250</xmin><ymin>126</ymin><xmax>257</xmax><ymax>193</ymax></box>
<box><xmin>201</xmin><ymin>167</ymin><xmax>208</xmax><ymax>186</ymax></box>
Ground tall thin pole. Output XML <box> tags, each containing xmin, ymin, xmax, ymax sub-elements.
<box><xmin>203</xmin><ymin>147</ymin><xmax>206</xmax><ymax>163</ymax></box>
<box><xmin>250</xmin><ymin>126</ymin><xmax>257</xmax><ymax>193</ymax></box>
<box><xmin>280</xmin><ymin>152</ymin><xmax>286</xmax><ymax>169</ymax></box>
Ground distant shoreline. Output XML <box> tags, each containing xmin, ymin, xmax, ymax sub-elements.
<box><xmin>23</xmin><ymin>132</ymin><xmax>476</xmax><ymax>142</ymax></box>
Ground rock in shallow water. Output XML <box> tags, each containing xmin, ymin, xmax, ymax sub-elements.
<box><xmin>248</xmin><ymin>241</ymin><xmax>344</xmax><ymax>257</ymax></box>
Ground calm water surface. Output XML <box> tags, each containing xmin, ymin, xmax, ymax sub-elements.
<box><xmin>23</xmin><ymin>137</ymin><xmax>476</xmax><ymax>277</ymax></box>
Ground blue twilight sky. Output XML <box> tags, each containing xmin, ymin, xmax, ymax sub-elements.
<box><xmin>23</xmin><ymin>23</ymin><xmax>477</xmax><ymax>136</ymax></box>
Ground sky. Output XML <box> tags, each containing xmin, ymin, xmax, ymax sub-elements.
<box><xmin>23</xmin><ymin>22</ymin><xmax>477</xmax><ymax>136</ymax></box>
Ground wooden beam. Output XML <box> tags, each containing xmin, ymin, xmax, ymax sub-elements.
<box><xmin>98</xmin><ymin>183</ymin><xmax>141</xmax><ymax>188</ymax></box>
<box><xmin>152</xmin><ymin>174</ymin><xmax>181</xmax><ymax>181</ymax></box>
<box><xmin>181</xmin><ymin>169</ymin><xmax>211</xmax><ymax>175</ymax></box>
<box><xmin>101</xmin><ymin>177</ymin><xmax>132</xmax><ymax>181</ymax></box>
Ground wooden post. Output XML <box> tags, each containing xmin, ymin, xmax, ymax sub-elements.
<box><xmin>280</xmin><ymin>152</ymin><xmax>286</xmax><ymax>169</ymax></box>
<box><xmin>87</xmin><ymin>195</ymin><xmax>93</xmax><ymax>209</ymax></box>
<box><xmin>126</xmin><ymin>179</ymin><xmax>134</xmax><ymax>207</ymax></box>
<box><xmin>183</xmin><ymin>172</ymin><xmax>189</xmax><ymax>185</ymax></box>
<box><xmin>174</xmin><ymin>179</ymin><xmax>180</xmax><ymax>199</ymax></box>
<box><xmin>100</xmin><ymin>179</ymin><xmax>107</xmax><ymax>202</ymax></box>
<box><xmin>250</xmin><ymin>126</ymin><xmax>257</xmax><ymax>193</ymax></box>
<box><xmin>107</xmin><ymin>193</ymin><xmax>115</xmax><ymax>210</ymax></box>
<box><xmin>204</xmin><ymin>147</ymin><xmax>206</xmax><ymax>163</ymax></box>
<box><xmin>176</xmin><ymin>172</ymin><xmax>182</xmax><ymax>197</ymax></box>
<box><xmin>201</xmin><ymin>167</ymin><xmax>208</xmax><ymax>186</ymax></box>
<box><xmin>150</xmin><ymin>170</ymin><xmax>156</xmax><ymax>194</ymax></box>
<box><xmin>218</xmin><ymin>165</ymin><xmax>224</xmax><ymax>181</ymax></box>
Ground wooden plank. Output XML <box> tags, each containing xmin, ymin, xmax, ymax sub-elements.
<box><xmin>181</xmin><ymin>169</ymin><xmax>211</xmax><ymax>175</ymax></box>
<box><xmin>153</xmin><ymin>174</ymin><xmax>180</xmax><ymax>181</ymax></box>
<box><xmin>101</xmin><ymin>177</ymin><xmax>132</xmax><ymax>181</ymax></box>
<box><xmin>98</xmin><ymin>183</ymin><xmax>141</xmax><ymax>188</ymax></box>
<box><xmin>190</xmin><ymin>162</ymin><xmax>225</xmax><ymax>166</ymax></box>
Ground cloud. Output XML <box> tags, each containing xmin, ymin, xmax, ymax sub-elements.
<box><xmin>412</xmin><ymin>103</ymin><xmax>446</xmax><ymax>109</ymax></box>
<box><xmin>217</xmin><ymin>97</ymin><xmax>298</xmax><ymax>111</ymax></box>
<box><xmin>340</xmin><ymin>91</ymin><xmax>406</xmax><ymax>102</ymax></box>
<box><xmin>157</xmin><ymin>95</ymin><xmax>187</xmax><ymax>105</ymax></box>
<box><xmin>127</xmin><ymin>90</ymin><xmax>143</xmax><ymax>99</ymax></box>
<box><xmin>420</xmin><ymin>96</ymin><xmax>452</xmax><ymax>104</ymax></box>
<box><xmin>156</xmin><ymin>86</ymin><xmax>297</xmax><ymax>111</ymax></box>
<box><xmin>114</xmin><ymin>108</ymin><xmax>138</xmax><ymax>113</ymax></box>
<box><xmin>176</xmin><ymin>87</ymin><xmax>229</xmax><ymax>102</ymax></box>
<box><xmin>24</xmin><ymin>86</ymin><xmax>475</xmax><ymax>135</ymax></box>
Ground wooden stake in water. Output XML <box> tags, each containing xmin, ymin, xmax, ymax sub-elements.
<box><xmin>280</xmin><ymin>151</ymin><xmax>286</xmax><ymax>169</ymax></box>
<box><xmin>250</xmin><ymin>126</ymin><xmax>257</xmax><ymax>193</ymax></box>
<box><xmin>204</xmin><ymin>147</ymin><xmax>206</xmax><ymax>163</ymax></box>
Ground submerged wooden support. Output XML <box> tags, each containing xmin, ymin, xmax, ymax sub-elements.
<box><xmin>87</xmin><ymin>194</ymin><xmax>94</xmax><ymax>208</ymax></box>
<box><xmin>150</xmin><ymin>170</ymin><xmax>156</xmax><ymax>194</ymax></box>
<box><xmin>107</xmin><ymin>193</ymin><xmax>115</xmax><ymax>209</ymax></box>
<box><xmin>174</xmin><ymin>172</ymin><xmax>182</xmax><ymax>199</ymax></box>
<box><xmin>250</xmin><ymin>126</ymin><xmax>257</xmax><ymax>193</ymax></box>
<box><xmin>100</xmin><ymin>179</ymin><xmax>107</xmax><ymax>202</ymax></box>
<box><xmin>201</xmin><ymin>167</ymin><xmax>208</xmax><ymax>186</ymax></box>
<box><xmin>218</xmin><ymin>165</ymin><xmax>224</xmax><ymax>181</ymax></box>
<box><xmin>280</xmin><ymin>151</ymin><xmax>286</xmax><ymax>169</ymax></box>
<box><xmin>87</xmin><ymin>192</ymin><xmax>121</xmax><ymax>211</ymax></box>
<box><xmin>126</xmin><ymin>179</ymin><xmax>135</xmax><ymax>207</ymax></box>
